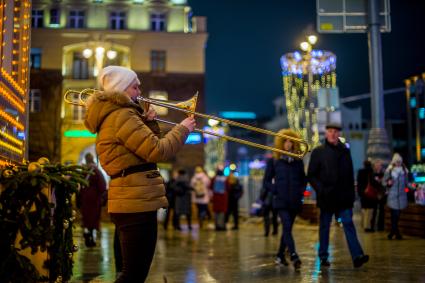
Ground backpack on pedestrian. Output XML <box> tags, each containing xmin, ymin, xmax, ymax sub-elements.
<box><xmin>213</xmin><ymin>176</ymin><xmax>226</xmax><ymax>194</ymax></box>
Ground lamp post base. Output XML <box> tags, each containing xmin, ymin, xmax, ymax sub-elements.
<box><xmin>367</xmin><ymin>127</ymin><xmax>392</xmax><ymax>165</ymax></box>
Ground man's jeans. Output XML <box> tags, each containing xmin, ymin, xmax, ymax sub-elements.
<box><xmin>319</xmin><ymin>209</ymin><xmax>364</xmax><ymax>262</ymax></box>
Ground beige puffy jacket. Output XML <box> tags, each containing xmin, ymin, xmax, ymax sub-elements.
<box><xmin>84</xmin><ymin>91</ymin><xmax>189</xmax><ymax>213</ymax></box>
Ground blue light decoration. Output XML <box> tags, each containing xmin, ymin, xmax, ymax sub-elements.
<box><xmin>223</xmin><ymin>166</ymin><xmax>230</xmax><ymax>176</ymax></box>
<box><xmin>185</xmin><ymin>132</ymin><xmax>202</xmax><ymax>144</ymax></box>
<box><xmin>410</xmin><ymin>97</ymin><xmax>417</xmax><ymax>108</ymax></box>
<box><xmin>419</xmin><ymin>108</ymin><xmax>425</xmax><ymax>119</ymax></box>
<box><xmin>421</xmin><ymin>148</ymin><xmax>425</xmax><ymax>158</ymax></box>
<box><xmin>219</xmin><ymin>111</ymin><xmax>256</xmax><ymax>119</ymax></box>
<box><xmin>414</xmin><ymin>175</ymin><xmax>425</xmax><ymax>183</ymax></box>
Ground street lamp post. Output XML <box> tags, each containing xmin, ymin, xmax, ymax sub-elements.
<box><xmin>366</xmin><ymin>0</ymin><xmax>391</xmax><ymax>164</ymax></box>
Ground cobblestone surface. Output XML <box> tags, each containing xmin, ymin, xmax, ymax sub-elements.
<box><xmin>71</xmin><ymin>216</ymin><xmax>425</xmax><ymax>283</ymax></box>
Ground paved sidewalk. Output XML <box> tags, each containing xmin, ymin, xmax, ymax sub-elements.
<box><xmin>71</xmin><ymin>217</ymin><xmax>425</xmax><ymax>283</ymax></box>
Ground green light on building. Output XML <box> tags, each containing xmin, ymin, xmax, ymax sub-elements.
<box><xmin>64</xmin><ymin>130</ymin><xmax>96</xmax><ymax>138</ymax></box>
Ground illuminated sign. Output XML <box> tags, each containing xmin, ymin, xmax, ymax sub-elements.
<box><xmin>64</xmin><ymin>130</ymin><xmax>96</xmax><ymax>138</ymax></box>
<box><xmin>185</xmin><ymin>133</ymin><xmax>202</xmax><ymax>144</ymax></box>
<box><xmin>219</xmin><ymin>111</ymin><xmax>256</xmax><ymax>119</ymax></box>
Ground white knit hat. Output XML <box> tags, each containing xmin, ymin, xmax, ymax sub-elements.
<box><xmin>98</xmin><ymin>66</ymin><xmax>140</xmax><ymax>92</ymax></box>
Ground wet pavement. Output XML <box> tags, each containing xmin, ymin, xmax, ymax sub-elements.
<box><xmin>71</xmin><ymin>215</ymin><xmax>425</xmax><ymax>283</ymax></box>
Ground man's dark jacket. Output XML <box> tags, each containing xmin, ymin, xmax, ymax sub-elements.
<box><xmin>307</xmin><ymin>140</ymin><xmax>355</xmax><ymax>212</ymax></box>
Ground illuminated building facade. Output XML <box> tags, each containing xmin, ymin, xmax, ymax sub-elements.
<box><xmin>30</xmin><ymin>0</ymin><xmax>207</xmax><ymax>171</ymax></box>
<box><xmin>405</xmin><ymin>73</ymin><xmax>425</xmax><ymax>164</ymax></box>
<box><xmin>0</xmin><ymin>0</ymin><xmax>31</xmax><ymax>165</ymax></box>
<box><xmin>280</xmin><ymin>50</ymin><xmax>337</xmax><ymax>148</ymax></box>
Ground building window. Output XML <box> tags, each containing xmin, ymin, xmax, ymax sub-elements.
<box><xmin>29</xmin><ymin>89</ymin><xmax>42</xmax><ymax>113</ymax></box>
<box><xmin>69</xmin><ymin>10</ymin><xmax>85</xmax><ymax>28</ymax></box>
<box><xmin>32</xmin><ymin>9</ymin><xmax>44</xmax><ymax>28</ymax></box>
<box><xmin>50</xmin><ymin>8</ymin><xmax>60</xmax><ymax>25</ymax></box>
<box><xmin>149</xmin><ymin>91</ymin><xmax>168</xmax><ymax>115</ymax></box>
<box><xmin>150</xmin><ymin>50</ymin><xmax>166</xmax><ymax>73</ymax></box>
<box><xmin>110</xmin><ymin>11</ymin><xmax>126</xmax><ymax>30</ymax></box>
<box><xmin>30</xmin><ymin>48</ymin><xmax>42</xmax><ymax>69</ymax></box>
<box><xmin>150</xmin><ymin>13</ymin><xmax>166</xmax><ymax>31</ymax></box>
<box><xmin>72</xmin><ymin>52</ymin><xmax>89</xmax><ymax>79</ymax></box>
<box><xmin>72</xmin><ymin>93</ymin><xmax>86</xmax><ymax>121</ymax></box>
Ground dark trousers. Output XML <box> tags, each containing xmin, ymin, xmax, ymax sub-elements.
<box><xmin>111</xmin><ymin>211</ymin><xmax>157</xmax><ymax>283</ymax></box>
<box><xmin>225</xmin><ymin>199</ymin><xmax>239</xmax><ymax>228</ymax></box>
<box><xmin>277</xmin><ymin>210</ymin><xmax>298</xmax><ymax>259</ymax></box>
<box><xmin>390</xmin><ymin>209</ymin><xmax>401</xmax><ymax>235</ymax></box>
<box><xmin>377</xmin><ymin>198</ymin><xmax>386</xmax><ymax>231</ymax></box>
<box><xmin>263</xmin><ymin>205</ymin><xmax>278</xmax><ymax>235</ymax></box>
<box><xmin>114</xmin><ymin>227</ymin><xmax>122</xmax><ymax>273</ymax></box>
<box><xmin>196</xmin><ymin>203</ymin><xmax>208</xmax><ymax>228</ymax></box>
<box><xmin>319</xmin><ymin>209</ymin><xmax>364</xmax><ymax>262</ymax></box>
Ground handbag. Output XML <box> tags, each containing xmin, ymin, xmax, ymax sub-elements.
<box><xmin>364</xmin><ymin>182</ymin><xmax>378</xmax><ymax>200</ymax></box>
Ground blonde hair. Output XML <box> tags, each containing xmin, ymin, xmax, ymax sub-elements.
<box><xmin>273</xmin><ymin>128</ymin><xmax>301</xmax><ymax>159</ymax></box>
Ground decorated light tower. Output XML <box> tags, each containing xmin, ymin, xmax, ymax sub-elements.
<box><xmin>280</xmin><ymin>35</ymin><xmax>337</xmax><ymax>148</ymax></box>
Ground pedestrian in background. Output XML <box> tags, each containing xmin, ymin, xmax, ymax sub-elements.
<box><xmin>84</xmin><ymin>65</ymin><xmax>195</xmax><ymax>282</ymax></box>
<box><xmin>174</xmin><ymin>169</ymin><xmax>193</xmax><ymax>230</ymax></box>
<box><xmin>373</xmin><ymin>159</ymin><xmax>387</xmax><ymax>231</ymax></box>
<box><xmin>383</xmin><ymin>153</ymin><xmax>408</xmax><ymax>240</ymax></box>
<box><xmin>357</xmin><ymin>160</ymin><xmax>379</xmax><ymax>232</ymax></box>
<box><xmin>190</xmin><ymin>166</ymin><xmax>211</xmax><ymax>229</ymax></box>
<box><xmin>79</xmin><ymin>152</ymin><xmax>107</xmax><ymax>248</ymax></box>
<box><xmin>164</xmin><ymin>170</ymin><xmax>179</xmax><ymax>230</ymax></box>
<box><xmin>260</xmin><ymin>183</ymin><xmax>278</xmax><ymax>237</ymax></box>
<box><xmin>308</xmin><ymin>123</ymin><xmax>369</xmax><ymax>268</ymax></box>
<box><xmin>263</xmin><ymin>129</ymin><xmax>306</xmax><ymax>269</ymax></box>
<box><xmin>225</xmin><ymin>170</ymin><xmax>243</xmax><ymax>230</ymax></box>
<box><xmin>211</xmin><ymin>167</ymin><xmax>228</xmax><ymax>231</ymax></box>
<box><xmin>371</xmin><ymin>160</ymin><xmax>386</xmax><ymax>231</ymax></box>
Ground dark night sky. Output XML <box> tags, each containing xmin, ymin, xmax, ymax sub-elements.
<box><xmin>188</xmin><ymin>0</ymin><xmax>425</xmax><ymax>120</ymax></box>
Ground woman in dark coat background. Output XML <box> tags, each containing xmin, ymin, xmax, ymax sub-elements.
<box><xmin>263</xmin><ymin>129</ymin><xmax>306</xmax><ymax>269</ymax></box>
<box><xmin>79</xmin><ymin>153</ymin><xmax>107</xmax><ymax>247</ymax></box>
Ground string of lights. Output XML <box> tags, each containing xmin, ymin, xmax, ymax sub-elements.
<box><xmin>0</xmin><ymin>0</ymin><xmax>30</xmax><ymax>163</ymax></box>
<box><xmin>281</xmin><ymin>49</ymin><xmax>336</xmax><ymax>148</ymax></box>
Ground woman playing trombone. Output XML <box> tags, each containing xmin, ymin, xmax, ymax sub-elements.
<box><xmin>84</xmin><ymin>65</ymin><xmax>195</xmax><ymax>282</ymax></box>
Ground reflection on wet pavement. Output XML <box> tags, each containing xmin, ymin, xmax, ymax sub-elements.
<box><xmin>71</xmin><ymin>217</ymin><xmax>425</xmax><ymax>283</ymax></box>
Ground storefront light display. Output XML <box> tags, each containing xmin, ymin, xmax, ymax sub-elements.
<box><xmin>280</xmin><ymin>49</ymin><xmax>336</xmax><ymax>148</ymax></box>
<box><xmin>0</xmin><ymin>0</ymin><xmax>31</xmax><ymax>163</ymax></box>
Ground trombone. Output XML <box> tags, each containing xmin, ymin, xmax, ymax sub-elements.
<box><xmin>64</xmin><ymin>89</ymin><xmax>309</xmax><ymax>159</ymax></box>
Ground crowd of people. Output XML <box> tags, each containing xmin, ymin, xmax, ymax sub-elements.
<box><xmin>77</xmin><ymin>65</ymin><xmax>411</xmax><ymax>282</ymax></box>
<box><xmin>163</xmin><ymin>166</ymin><xmax>244</xmax><ymax>232</ymax></box>
<box><xmin>357</xmin><ymin>153</ymin><xmax>409</xmax><ymax>240</ymax></box>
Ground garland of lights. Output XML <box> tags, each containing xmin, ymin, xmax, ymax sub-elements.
<box><xmin>0</xmin><ymin>158</ymin><xmax>88</xmax><ymax>283</ymax></box>
<box><xmin>281</xmin><ymin>50</ymin><xmax>336</xmax><ymax>148</ymax></box>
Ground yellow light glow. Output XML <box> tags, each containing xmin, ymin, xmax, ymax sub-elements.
<box><xmin>308</xmin><ymin>35</ymin><xmax>318</xmax><ymax>45</ymax></box>
<box><xmin>300</xmin><ymin>42</ymin><xmax>310</xmax><ymax>51</ymax></box>
<box><xmin>0</xmin><ymin>110</ymin><xmax>24</xmax><ymax>130</ymax></box>
<box><xmin>0</xmin><ymin>140</ymin><xmax>23</xmax><ymax>154</ymax></box>
<box><xmin>0</xmin><ymin>130</ymin><xmax>23</xmax><ymax>146</ymax></box>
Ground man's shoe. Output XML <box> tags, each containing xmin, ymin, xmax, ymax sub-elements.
<box><xmin>395</xmin><ymin>234</ymin><xmax>403</xmax><ymax>240</ymax></box>
<box><xmin>275</xmin><ymin>255</ymin><xmax>289</xmax><ymax>266</ymax></box>
<box><xmin>320</xmin><ymin>258</ymin><xmax>331</xmax><ymax>267</ymax></box>
<box><xmin>353</xmin><ymin>254</ymin><xmax>369</xmax><ymax>268</ymax></box>
<box><xmin>387</xmin><ymin>233</ymin><xmax>394</xmax><ymax>240</ymax></box>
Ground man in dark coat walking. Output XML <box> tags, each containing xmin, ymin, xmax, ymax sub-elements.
<box><xmin>307</xmin><ymin>123</ymin><xmax>369</xmax><ymax>268</ymax></box>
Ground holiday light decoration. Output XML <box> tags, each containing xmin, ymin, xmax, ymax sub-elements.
<box><xmin>280</xmin><ymin>49</ymin><xmax>336</xmax><ymax>148</ymax></box>
<box><xmin>0</xmin><ymin>0</ymin><xmax>31</xmax><ymax>163</ymax></box>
